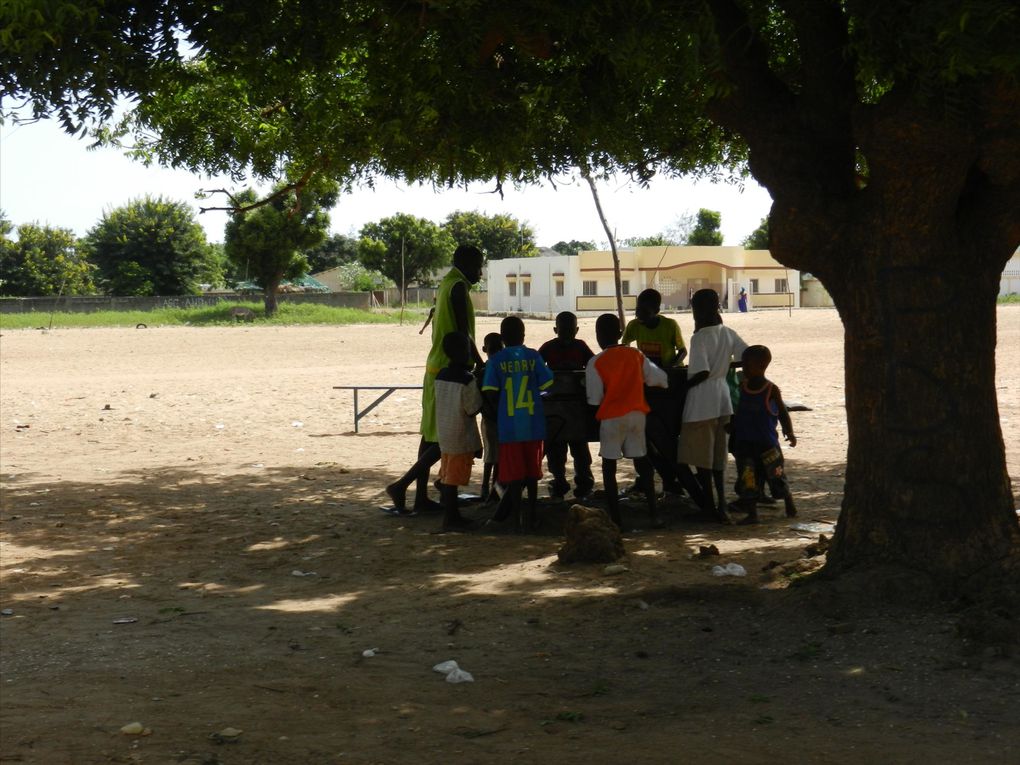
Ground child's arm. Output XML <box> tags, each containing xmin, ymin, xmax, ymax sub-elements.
<box><xmin>684</xmin><ymin>334</ymin><xmax>709</xmax><ymax>388</ymax></box>
<box><xmin>584</xmin><ymin>358</ymin><xmax>604</xmax><ymax>406</ymax></box>
<box><xmin>772</xmin><ymin>383</ymin><xmax>797</xmax><ymax>447</ymax></box>
<box><xmin>480</xmin><ymin>357</ymin><xmax>501</xmax><ymax>415</ymax></box>
<box><xmin>672</xmin><ymin>322</ymin><xmax>688</xmax><ymax>366</ymax></box>
<box><xmin>642</xmin><ymin>354</ymin><xmax>669</xmax><ymax>389</ymax></box>
<box><xmin>463</xmin><ymin>379</ymin><xmax>484</xmax><ymax>417</ymax></box>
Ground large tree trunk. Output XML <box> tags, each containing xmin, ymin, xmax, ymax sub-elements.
<box><xmin>765</xmin><ymin>109</ymin><xmax>1019</xmax><ymax>589</ymax></box>
<box><xmin>821</xmin><ymin>235</ymin><xmax>1017</xmax><ymax>586</ymax></box>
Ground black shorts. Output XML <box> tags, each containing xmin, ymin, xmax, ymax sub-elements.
<box><xmin>733</xmin><ymin>441</ymin><xmax>788</xmax><ymax>500</ymax></box>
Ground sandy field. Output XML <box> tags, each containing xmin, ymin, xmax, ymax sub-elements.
<box><xmin>1</xmin><ymin>307</ymin><xmax>1018</xmax><ymax>765</ymax></box>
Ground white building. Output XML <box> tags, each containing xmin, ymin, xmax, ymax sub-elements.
<box><xmin>487</xmin><ymin>246</ymin><xmax>800</xmax><ymax>315</ymax></box>
<box><xmin>1002</xmin><ymin>248</ymin><xmax>1020</xmax><ymax>296</ymax></box>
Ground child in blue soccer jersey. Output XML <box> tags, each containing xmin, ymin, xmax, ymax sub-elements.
<box><xmin>482</xmin><ymin>316</ymin><xmax>555</xmax><ymax>531</ymax></box>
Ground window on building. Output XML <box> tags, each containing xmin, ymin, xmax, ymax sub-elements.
<box><xmin>523</xmin><ymin>281</ymin><xmax>531</xmax><ymax>297</ymax></box>
<box><xmin>621</xmin><ymin>280</ymin><xmax>630</xmax><ymax>295</ymax></box>
<box><xmin>749</xmin><ymin>279</ymin><xmax>759</xmax><ymax>294</ymax></box>
<box><xmin>582</xmin><ymin>280</ymin><xmax>598</xmax><ymax>296</ymax></box>
<box><xmin>508</xmin><ymin>280</ymin><xmax>517</xmax><ymax>297</ymax></box>
<box><xmin>555</xmin><ymin>280</ymin><xmax>564</xmax><ymax>297</ymax></box>
<box><xmin>775</xmin><ymin>278</ymin><xmax>788</xmax><ymax>293</ymax></box>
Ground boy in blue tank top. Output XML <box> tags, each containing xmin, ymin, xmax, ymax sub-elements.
<box><xmin>730</xmin><ymin>345</ymin><xmax>797</xmax><ymax>523</ymax></box>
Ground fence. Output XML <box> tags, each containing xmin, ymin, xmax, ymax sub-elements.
<box><xmin>373</xmin><ymin>287</ymin><xmax>438</xmax><ymax>307</ymax></box>
<box><xmin>0</xmin><ymin>291</ymin><xmax>372</xmax><ymax>314</ymax></box>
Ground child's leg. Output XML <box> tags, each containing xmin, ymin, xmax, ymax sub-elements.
<box><xmin>696</xmin><ymin>467</ymin><xmax>729</xmax><ymax>523</ymax></box>
<box><xmin>545</xmin><ymin>440</ymin><xmax>570</xmax><ymax>497</ymax></box>
<box><xmin>635</xmin><ymin>456</ymin><xmax>662</xmax><ymax>528</ymax></box>
<box><xmin>569</xmin><ymin>440</ymin><xmax>595</xmax><ymax>498</ymax></box>
<box><xmin>491</xmin><ymin>480</ymin><xmax>522</xmax><ymax>523</ymax></box>
<box><xmin>677</xmin><ymin>464</ymin><xmax>710</xmax><ymax>508</ymax></box>
<box><xmin>440</xmin><ymin>483</ymin><xmax>473</xmax><ymax>531</ymax></box>
<box><xmin>602</xmin><ymin>458</ymin><xmax>622</xmax><ymax>527</ymax></box>
<box><xmin>783</xmin><ymin>489</ymin><xmax>797</xmax><ymax>517</ymax></box>
<box><xmin>523</xmin><ymin>478</ymin><xmax>539</xmax><ymax>532</ymax></box>
<box><xmin>481</xmin><ymin>462</ymin><xmax>493</xmax><ymax>501</ymax></box>
<box><xmin>712</xmin><ymin>469</ymin><xmax>725</xmax><ymax>512</ymax></box>
<box><xmin>731</xmin><ymin>451</ymin><xmax>761</xmax><ymax>523</ymax></box>
<box><xmin>386</xmin><ymin>439</ymin><xmax>441</xmax><ymax>511</ymax></box>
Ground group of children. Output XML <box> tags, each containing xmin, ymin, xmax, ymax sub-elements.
<box><xmin>426</xmin><ymin>287</ymin><xmax>797</xmax><ymax>533</ymax></box>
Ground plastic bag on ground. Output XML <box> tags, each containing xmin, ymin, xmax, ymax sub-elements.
<box><xmin>711</xmin><ymin>562</ymin><xmax>747</xmax><ymax>577</ymax></box>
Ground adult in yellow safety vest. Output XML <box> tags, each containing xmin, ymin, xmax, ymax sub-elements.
<box><xmin>385</xmin><ymin>245</ymin><xmax>484</xmax><ymax>514</ymax></box>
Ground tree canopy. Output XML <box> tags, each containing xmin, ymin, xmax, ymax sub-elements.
<box><xmin>686</xmin><ymin>209</ymin><xmax>723</xmax><ymax>246</ymax></box>
<box><xmin>358</xmin><ymin>214</ymin><xmax>455</xmax><ymax>294</ymax></box>
<box><xmin>442</xmin><ymin>210</ymin><xmax>536</xmax><ymax>260</ymax></box>
<box><xmin>82</xmin><ymin>197</ymin><xmax>217</xmax><ymax>296</ymax></box>
<box><xmin>0</xmin><ymin>216</ymin><xmax>95</xmax><ymax>297</ymax></box>
<box><xmin>742</xmin><ymin>217</ymin><xmax>770</xmax><ymax>250</ymax></box>
<box><xmin>551</xmin><ymin>240</ymin><xmax>596</xmax><ymax>257</ymax></box>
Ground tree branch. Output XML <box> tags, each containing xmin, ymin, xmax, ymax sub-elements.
<box><xmin>197</xmin><ymin>165</ymin><xmax>318</xmax><ymax>215</ymax></box>
<box><xmin>706</xmin><ymin>0</ymin><xmax>857</xmax><ymax>198</ymax></box>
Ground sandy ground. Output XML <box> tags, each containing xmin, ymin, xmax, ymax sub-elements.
<box><xmin>1</xmin><ymin>307</ymin><xmax>1018</xmax><ymax>765</ymax></box>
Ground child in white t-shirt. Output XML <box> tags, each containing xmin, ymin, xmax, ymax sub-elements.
<box><xmin>678</xmin><ymin>289</ymin><xmax>748</xmax><ymax>523</ymax></box>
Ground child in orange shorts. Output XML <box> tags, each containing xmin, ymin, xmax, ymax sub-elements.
<box><xmin>435</xmin><ymin>332</ymin><xmax>484</xmax><ymax>531</ymax></box>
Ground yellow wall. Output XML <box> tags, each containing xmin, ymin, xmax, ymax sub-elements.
<box><xmin>576</xmin><ymin>295</ymin><xmax>638</xmax><ymax>312</ymax></box>
<box><xmin>751</xmin><ymin>293</ymin><xmax>796</xmax><ymax>309</ymax></box>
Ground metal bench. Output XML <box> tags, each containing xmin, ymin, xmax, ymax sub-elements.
<box><xmin>332</xmin><ymin>385</ymin><xmax>423</xmax><ymax>433</ymax></box>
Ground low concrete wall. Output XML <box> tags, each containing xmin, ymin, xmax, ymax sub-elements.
<box><xmin>0</xmin><ymin>292</ymin><xmax>372</xmax><ymax>314</ymax></box>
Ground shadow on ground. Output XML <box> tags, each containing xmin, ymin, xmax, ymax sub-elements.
<box><xmin>2</xmin><ymin>460</ymin><xmax>1017</xmax><ymax>765</ymax></box>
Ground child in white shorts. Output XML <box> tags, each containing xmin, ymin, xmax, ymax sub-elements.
<box><xmin>586</xmin><ymin>313</ymin><xmax>668</xmax><ymax>527</ymax></box>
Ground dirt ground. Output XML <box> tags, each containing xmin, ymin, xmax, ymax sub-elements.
<box><xmin>1</xmin><ymin>307</ymin><xmax>1018</xmax><ymax>765</ymax></box>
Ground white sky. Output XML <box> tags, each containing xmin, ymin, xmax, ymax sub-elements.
<box><xmin>1</xmin><ymin>116</ymin><xmax>773</xmax><ymax>248</ymax></box>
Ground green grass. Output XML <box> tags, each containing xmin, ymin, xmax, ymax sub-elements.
<box><xmin>0</xmin><ymin>301</ymin><xmax>429</xmax><ymax>330</ymax></box>
<box><xmin>998</xmin><ymin>294</ymin><xmax>1020</xmax><ymax>304</ymax></box>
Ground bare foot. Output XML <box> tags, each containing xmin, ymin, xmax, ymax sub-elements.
<box><xmin>385</xmin><ymin>483</ymin><xmax>407</xmax><ymax>512</ymax></box>
<box><xmin>737</xmin><ymin>514</ymin><xmax>760</xmax><ymax>525</ymax></box>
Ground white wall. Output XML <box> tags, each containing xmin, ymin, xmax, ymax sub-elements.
<box><xmin>1002</xmin><ymin>251</ymin><xmax>1020</xmax><ymax>296</ymax></box>
<box><xmin>487</xmin><ymin>255</ymin><xmax>579</xmax><ymax>315</ymax></box>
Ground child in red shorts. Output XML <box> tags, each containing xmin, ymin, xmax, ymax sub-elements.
<box><xmin>481</xmin><ymin>316</ymin><xmax>554</xmax><ymax>531</ymax></box>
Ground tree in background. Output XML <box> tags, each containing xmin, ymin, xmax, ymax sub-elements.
<box><xmin>743</xmin><ymin>217</ymin><xmax>770</xmax><ymax>250</ymax></box>
<box><xmin>621</xmin><ymin>234</ymin><xmax>677</xmax><ymax>247</ymax></box>
<box><xmin>204</xmin><ymin>242</ymin><xmax>228</xmax><ymax>287</ymax></box>
<box><xmin>442</xmin><ymin>210</ymin><xmax>536</xmax><ymax>260</ymax></box>
<box><xmin>0</xmin><ymin>215</ymin><xmax>95</xmax><ymax>296</ymax></box>
<box><xmin>331</xmin><ymin>262</ymin><xmax>392</xmax><ymax>292</ymax></box>
<box><xmin>223</xmin><ymin>178</ymin><xmax>338</xmax><ymax>316</ymax></box>
<box><xmin>304</xmin><ymin>233</ymin><xmax>359</xmax><ymax>274</ymax></box>
<box><xmin>82</xmin><ymin>197</ymin><xmax>217</xmax><ymax>296</ymax></box>
<box><xmin>686</xmin><ymin>209</ymin><xmax>723</xmax><ymax>246</ymax></box>
<box><xmin>551</xmin><ymin>240</ymin><xmax>595</xmax><ymax>257</ymax></box>
<box><xmin>358</xmin><ymin>214</ymin><xmax>455</xmax><ymax>298</ymax></box>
